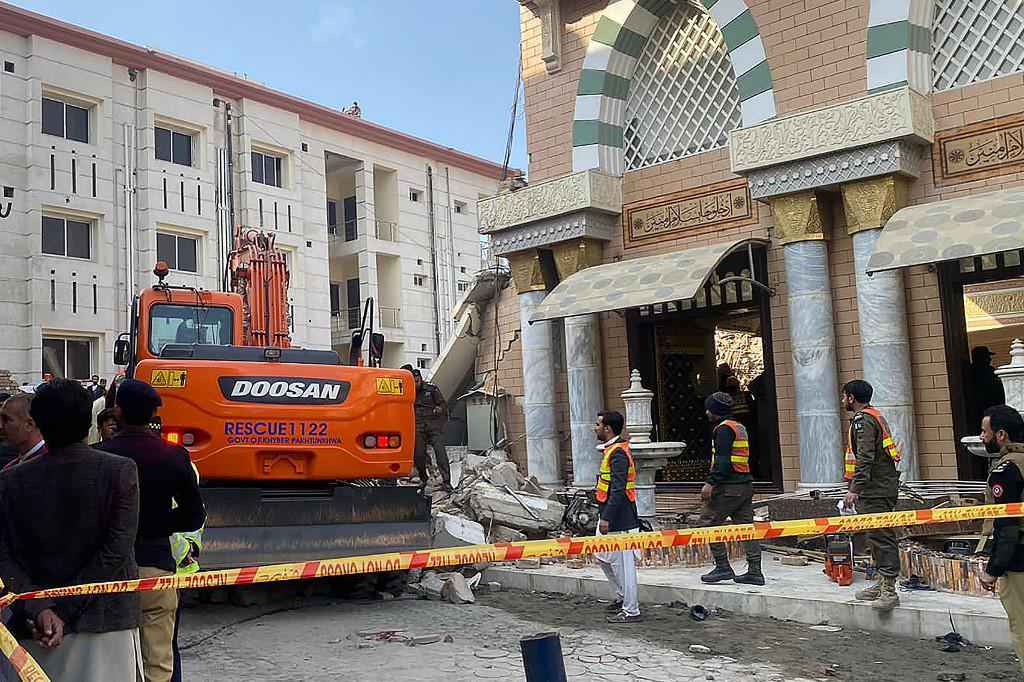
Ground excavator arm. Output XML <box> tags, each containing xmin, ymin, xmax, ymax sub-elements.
<box><xmin>228</xmin><ymin>229</ymin><xmax>291</xmax><ymax>348</ymax></box>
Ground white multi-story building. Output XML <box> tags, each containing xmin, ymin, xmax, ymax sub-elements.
<box><xmin>0</xmin><ymin>3</ymin><xmax>504</xmax><ymax>384</ymax></box>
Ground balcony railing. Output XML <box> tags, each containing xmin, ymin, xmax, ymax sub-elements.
<box><xmin>331</xmin><ymin>307</ymin><xmax>362</xmax><ymax>334</ymax></box>
<box><xmin>374</xmin><ymin>219</ymin><xmax>399</xmax><ymax>242</ymax></box>
<box><xmin>327</xmin><ymin>221</ymin><xmax>358</xmax><ymax>242</ymax></box>
<box><xmin>380</xmin><ymin>307</ymin><xmax>401</xmax><ymax>328</ymax></box>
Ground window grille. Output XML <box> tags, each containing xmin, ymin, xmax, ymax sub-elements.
<box><xmin>933</xmin><ymin>0</ymin><xmax>1024</xmax><ymax>92</ymax></box>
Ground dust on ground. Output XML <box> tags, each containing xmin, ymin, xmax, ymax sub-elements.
<box><xmin>487</xmin><ymin>589</ymin><xmax>1022</xmax><ymax>682</ymax></box>
<box><xmin>178</xmin><ymin>587</ymin><xmax>1021</xmax><ymax>682</ymax></box>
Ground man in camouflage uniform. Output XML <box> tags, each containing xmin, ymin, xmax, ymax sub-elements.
<box><xmin>841</xmin><ymin>379</ymin><xmax>902</xmax><ymax>611</ymax></box>
<box><xmin>411</xmin><ymin>369</ymin><xmax>451</xmax><ymax>492</ymax></box>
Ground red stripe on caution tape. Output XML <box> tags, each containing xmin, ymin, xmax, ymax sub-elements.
<box><xmin>236</xmin><ymin>566</ymin><xmax>259</xmax><ymax>586</ymax></box>
<box><xmin>301</xmin><ymin>561</ymin><xmax>321</xmax><ymax>581</ymax></box>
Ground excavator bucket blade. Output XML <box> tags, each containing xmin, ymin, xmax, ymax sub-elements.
<box><xmin>198</xmin><ymin>485</ymin><xmax>430</xmax><ymax>569</ymax></box>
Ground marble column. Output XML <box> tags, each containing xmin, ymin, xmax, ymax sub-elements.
<box><xmin>508</xmin><ymin>249</ymin><xmax>562</xmax><ymax>487</ymax></box>
<box><xmin>565</xmin><ymin>314</ymin><xmax>603</xmax><ymax>487</ymax></box>
<box><xmin>518</xmin><ymin>291</ymin><xmax>562</xmax><ymax>487</ymax></box>
<box><xmin>842</xmin><ymin>176</ymin><xmax>919</xmax><ymax>480</ymax></box>
<box><xmin>553</xmin><ymin>239</ymin><xmax>605</xmax><ymax>488</ymax></box>
<box><xmin>770</xmin><ymin>192</ymin><xmax>845</xmax><ymax>485</ymax></box>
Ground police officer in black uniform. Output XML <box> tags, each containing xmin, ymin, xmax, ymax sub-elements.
<box><xmin>979</xmin><ymin>404</ymin><xmax>1024</xmax><ymax>673</ymax></box>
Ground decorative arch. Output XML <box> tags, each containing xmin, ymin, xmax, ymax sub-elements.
<box><xmin>571</xmin><ymin>0</ymin><xmax>776</xmax><ymax>176</ymax></box>
<box><xmin>866</xmin><ymin>0</ymin><xmax>935</xmax><ymax>93</ymax></box>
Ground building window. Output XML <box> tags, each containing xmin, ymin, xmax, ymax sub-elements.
<box><xmin>454</xmin><ymin>201</ymin><xmax>466</xmax><ymax>214</ymax></box>
<box><xmin>413</xmin><ymin>275</ymin><xmax>426</xmax><ymax>286</ymax></box>
<box><xmin>457</xmin><ymin>281</ymin><xmax>470</xmax><ymax>293</ymax></box>
<box><xmin>155</xmin><ymin>126</ymin><xmax>194</xmax><ymax>167</ymax></box>
<box><xmin>421</xmin><ymin>344</ymin><xmax>428</xmax><ymax>351</ymax></box>
<box><xmin>41</xmin><ymin>96</ymin><xmax>89</xmax><ymax>143</ymax></box>
<box><xmin>409</xmin><ymin>188</ymin><xmax>421</xmax><ymax>202</ymax></box>
<box><xmin>41</xmin><ymin>215</ymin><xmax>90</xmax><ymax>259</ymax></box>
<box><xmin>933</xmin><ymin>0</ymin><xmax>1024</xmax><ymax>91</ymax></box>
<box><xmin>460</xmin><ymin>266</ymin><xmax>467</xmax><ymax>274</ymax></box>
<box><xmin>417</xmin><ymin>357</ymin><xmax>431</xmax><ymax>369</ymax></box>
<box><xmin>252</xmin><ymin>149</ymin><xmax>283</xmax><ymax>187</ymax></box>
<box><xmin>42</xmin><ymin>336</ymin><xmax>92</xmax><ymax>380</ymax></box>
<box><xmin>416</xmin><ymin>258</ymin><xmax>423</xmax><ymax>266</ymax></box>
<box><xmin>623</xmin><ymin>3</ymin><xmax>740</xmax><ymax>171</ymax></box>
<box><xmin>156</xmin><ymin>232</ymin><xmax>199</xmax><ymax>273</ymax></box>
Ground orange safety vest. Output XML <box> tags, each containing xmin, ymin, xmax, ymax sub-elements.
<box><xmin>595</xmin><ymin>441</ymin><xmax>637</xmax><ymax>503</ymax></box>
<box><xmin>713</xmin><ymin>420</ymin><xmax>750</xmax><ymax>474</ymax></box>
<box><xmin>844</xmin><ymin>406</ymin><xmax>901</xmax><ymax>481</ymax></box>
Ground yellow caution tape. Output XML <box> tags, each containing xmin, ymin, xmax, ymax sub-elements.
<box><xmin>1</xmin><ymin>502</ymin><xmax>1020</xmax><ymax>682</ymax></box>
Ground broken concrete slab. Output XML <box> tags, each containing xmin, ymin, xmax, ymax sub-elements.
<box><xmin>487</xmin><ymin>461</ymin><xmax>524</xmax><ymax>490</ymax></box>
<box><xmin>432</xmin><ymin>512</ymin><xmax>486</xmax><ymax>548</ymax></box>
<box><xmin>410</xmin><ymin>634</ymin><xmax>443</xmax><ymax>646</ymax></box>
<box><xmin>439</xmin><ymin>573</ymin><xmax>476</xmax><ymax>604</ymax></box>
<box><xmin>516</xmin><ymin>558</ymin><xmax>541</xmax><ymax>570</ymax></box>
<box><xmin>489</xmin><ymin>525</ymin><xmax>527</xmax><ymax>543</ymax></box>
<box><xmin>409</xmin><ymin>571</ymin><xmax>445</xmax><ymax>600</ymax></box>
<box><xmin>469</xmin><ymin>485</ymin><xmax>565</xmax><ymax>533</ymax></box>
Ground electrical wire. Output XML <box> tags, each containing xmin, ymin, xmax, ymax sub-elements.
<box><xmin>501</xmin><ymin>53</ymin><xmax>523</xmax><ymax>181</ymax></box>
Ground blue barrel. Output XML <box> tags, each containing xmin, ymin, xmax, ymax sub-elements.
<box><xmin>520</xmin><ymin>632</ymin><xmax>567</xmax><ymax>682</ymax></box>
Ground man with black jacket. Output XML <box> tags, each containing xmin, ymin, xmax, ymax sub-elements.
<box><xmin>99</xmin><ymin>379</ymin><xmax>205</xmax><ymax>682</ymax></box>
<box><xmin>593</xmin><ymin>410</ymin><xmax>642</xmax><ymax>624</ymax></box>
<box><xmin>980</xmin><ymin>404</ymin><xmax>1024</xmax><ymax>672</ymax></box>
<box><xmin>700</xmin><ymin>392</ymin><xmax>763</xmax><ymax>586</ymax></box>
<box><xmin>0</xmin><ymin>379</ymin><xmax>143</xmax><ymax>680</ymax></box>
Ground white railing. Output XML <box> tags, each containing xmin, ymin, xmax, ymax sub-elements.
<box><xmin>374</xmin><ymin>219</ymin><xmax>399</xmax><ymax>242</ymax></box>
<box><xmin>380</xmin><ymin>307</ymin><xmax>401</xmax><ymax>328</ymax></box>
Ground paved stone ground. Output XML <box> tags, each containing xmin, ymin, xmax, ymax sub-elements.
<box><xmin>179</xmin><ymin>589</ymin><xmax>1022</xmax><ymax>681</ymax></box>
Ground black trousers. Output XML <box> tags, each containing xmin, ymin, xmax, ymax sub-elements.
<box><xmin>414</xmin><ymin>427</ymin><xmax>451</xmax><ymax>485</ymax></box>
<box><xmin>698</xmin><ymin>482</ymin><xmax>761</xmax><ymax>563</ymax></box>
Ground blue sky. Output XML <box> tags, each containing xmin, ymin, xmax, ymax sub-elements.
<box><xmin>15</xmin><ymin>0</ymin><xmax>528</xmax><ymax>170</ymax></box>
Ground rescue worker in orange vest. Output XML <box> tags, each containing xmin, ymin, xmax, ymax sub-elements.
<box><xmin>593</xmin><ymin>410</ymin><xmax>642</xmax><ymax>624</ymax></box>
<box><xmin>841</xmin><ymin>379</ymin><xmax>902</xmax><ymax>611</ymax></box>
<box><xmin>700</xmin><ymin>392</ymin><xmax>764</xmax><ymax>586</ymax></box>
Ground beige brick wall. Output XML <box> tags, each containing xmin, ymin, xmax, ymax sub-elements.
<box><xmin>478</xmin><ymin>0</ymin><xmax>1024</xmax><ymax>486</ymax></box>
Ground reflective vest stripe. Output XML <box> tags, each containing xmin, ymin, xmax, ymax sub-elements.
<box><xmin>595</xmin><ymin>442</ymin><xmax>638</xmax><ymax>503</ymax></box>
<box><xmin>844</xmin><ymin>407</ymin><xmax>901</xmax><ymax>482</ymax></box>
<box><xmin>714</xmin><ymin>420</ymin><xmax>750</xmax><ymax>474</ymax></box>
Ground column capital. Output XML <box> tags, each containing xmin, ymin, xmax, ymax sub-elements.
<box><xmin>507</xmin><ymin>249</ymin><xmax>547</xmax><ymax>293</ymax></box>
<box><xmin>552</xmin><ymin>238</ymin><xmax>603</xmax><ymax>281</ymax></box>
<box><xmin>768</xmin><ymin>192</ymin><xmax>831</xmax><ymax>246</ymax></box>
<box><xmin>841</xmin><ymin>175</ymin><xmax>908</xmax><ymax>236</ymax></box>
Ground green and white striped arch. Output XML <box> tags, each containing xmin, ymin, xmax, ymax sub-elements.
<box><xmin>866</xmin><ymin>0</ymin><xmax>934</xmax><ymax>93</ymax></box>
<box><xmin>571</xmin><ymin>0</ymin><xmax>776</xmax><ymax>176</ymax></box>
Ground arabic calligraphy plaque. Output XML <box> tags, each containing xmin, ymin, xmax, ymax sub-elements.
<box><xmin>936</xmin><ymin>113</ymin><xmax>1024</xmax><ymax>184</ymax></box>
<box><xmin>623</xmin><ymin>179</ymin><xmax>757</xmax><ymax>249</ymax></box>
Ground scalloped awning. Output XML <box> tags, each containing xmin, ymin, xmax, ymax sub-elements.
<box><xmin>529</xmin><ymin>238</ymin><xmax>768</xmax><ymax>323</ymax></box>
<box><xmin>867</xmin><ymin>187</ymin><xmax>1024</xmax><ymax>273</ymax></box>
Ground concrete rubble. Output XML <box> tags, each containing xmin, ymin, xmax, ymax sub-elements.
<box><xmin>429</xmin><ymin>450</ymin><xmax>568</xmax><ymax>545</ymax></box>
<box><xmin>407</xmin><ymin>570</ymin><xmax>476</xmax><ymax>605</ymax></box>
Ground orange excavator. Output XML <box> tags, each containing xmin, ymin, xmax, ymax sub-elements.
<box><xmin>113</xmin><ymin>228</ymin><xmax>429</xmax><ymax>576</ymax></box>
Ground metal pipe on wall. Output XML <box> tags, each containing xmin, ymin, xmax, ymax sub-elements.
<box><xmin>426</xmin><ymin>165</ymin><xmax>442</xmax><ymax>356</ymax></box>
<box><xmin>444</xmin><ymin>166</ymin><xmax>457</xmax><ymax>339</ymax></box>
<box><xmin>122</xmin><ymin>122</ymin><xmax>135</xmax><ymax>307</ymax></box>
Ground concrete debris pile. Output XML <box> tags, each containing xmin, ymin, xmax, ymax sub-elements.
<box><xmin>407</xmin><ymin>570</ymin><xmax>479</xmax><ymax>604</ymax></box>
<box><xmin>431</xmin><ymin>450</ymin><xmax>567</xmax><ymax>545</ymax></box>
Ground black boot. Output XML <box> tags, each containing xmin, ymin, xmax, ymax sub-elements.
<box><xmin>701</xmin><ymin>558</ymin><xmax>735</xmax><ymax>584</ymax></box>
<box><xmin>734</xmin><ymin>555</ymin><xmax>765</xmax><ymax>586</ymax></box>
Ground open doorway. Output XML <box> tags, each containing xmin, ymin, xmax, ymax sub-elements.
<box><xmin>939</xmin><ymin>250</ymin><xmax>1024</xmax><ymax>480</ymax></box>
<box><xmin>627</xmin><ymin>246</ymin><xmax>782</xmax><ymax>491</ymax></box>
